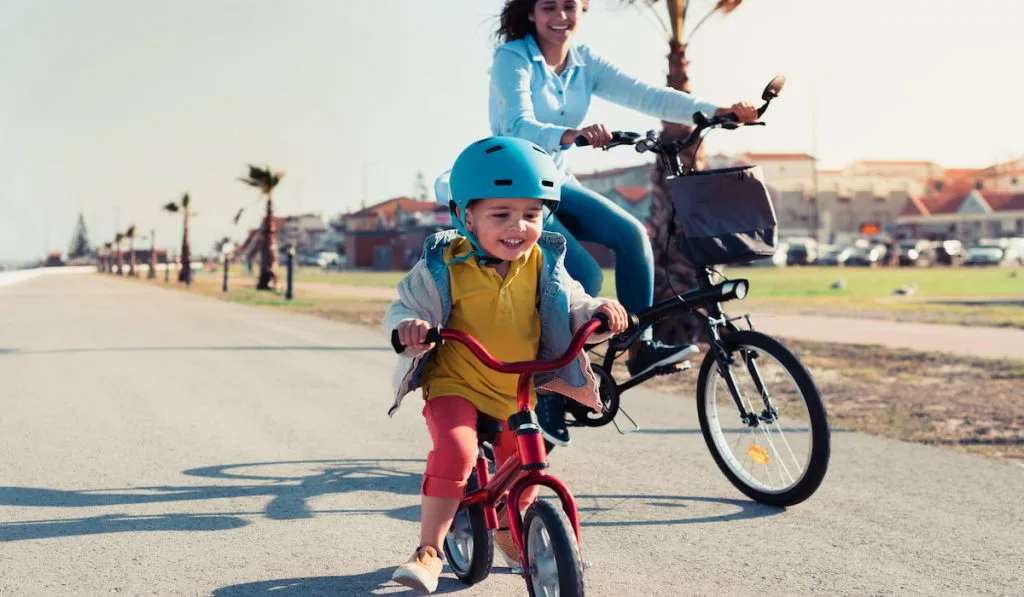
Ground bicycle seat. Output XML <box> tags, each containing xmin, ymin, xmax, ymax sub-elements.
<box><xmin>476</xmin><ymin>413</ymin><xmax>503</xmax><ymax>445</ymax></box>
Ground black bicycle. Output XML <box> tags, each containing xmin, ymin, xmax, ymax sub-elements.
<box><xmin>562</xmin><ymin>76</ymin><xmax>831</xmax><ymax>508</ymax></box>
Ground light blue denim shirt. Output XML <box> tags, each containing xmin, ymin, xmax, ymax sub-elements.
<box><xmin>489</xmin><ymin>34</ymin><xmax>720</xmax><ymax>177</ymax></box>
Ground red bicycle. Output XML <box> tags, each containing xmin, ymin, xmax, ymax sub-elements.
<box><xmin>391</xmin><ymin>315</ymin><xmax>612</xmax><ymax>596</ymax></box>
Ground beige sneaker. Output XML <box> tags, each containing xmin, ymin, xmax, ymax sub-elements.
<box><xmin>391</xmin><ymin>545</ymin><xmax>443</xmax><ymax>593</ymax></box>
<box><xmin>494</xmin><ymin>508</ymin><xmax>522</xmax><ymax>567</ymax></box>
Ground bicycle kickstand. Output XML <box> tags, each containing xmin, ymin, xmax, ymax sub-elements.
<box><xmin>612</xmin><ymin>405</ymin><xmax>640</xmax><ymax>435</ymax></box>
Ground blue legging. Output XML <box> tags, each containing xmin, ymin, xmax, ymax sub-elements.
<box><xmin>544</xmin><ymin>179</ymin><xmax>654</xmax><ymax>314</ymax></box>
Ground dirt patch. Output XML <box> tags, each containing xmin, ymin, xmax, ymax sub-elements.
<box><xmin>638</xmin><ymin>340</ymin><xmax>1024</xmax><ymax>463</ymax></box>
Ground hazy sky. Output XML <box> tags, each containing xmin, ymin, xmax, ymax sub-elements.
<box><xmin>1</xmin><ymin>0</ymin><xmax>1021</xmax><ymax>262</ymax></box>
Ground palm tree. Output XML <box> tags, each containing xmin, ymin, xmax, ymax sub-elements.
<box><xmin>626</xmin><ymin>0</ymin><xmax>744</xmax><ymax>344</ymax></box>
<box><xmin>114</xmin><ymin>232</ymin><xmax>125</xmax><ymax>275</ymax></box>
<box><xmin>163</xmin><ymin>193</ymin><xmax>194</xmax><ymax>285</ymax></box>
<box><xmin>125</xmin><ymin>225</ymin><xmax>138</xmax><ymax>277</ymax></box>
<box><xmin>236</xmin><ymin>165</ymin><xmax>286</xmax><ymax>291</ymax></box>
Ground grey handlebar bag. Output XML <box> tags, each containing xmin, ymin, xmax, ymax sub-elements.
<box><xmin>667</xmin><ymin>165</ymin><xmax>778</xmax><ymax>266</ymax></box>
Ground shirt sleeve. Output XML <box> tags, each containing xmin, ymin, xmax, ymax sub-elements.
<box><xmin>584</xmin><ymin>45</ymin><xmax>720</xmax><ymax>126</ymax></box>
<box><xmin>491</xmin><ymin>47</ymin><xmax>571</xmax><ymax>151</ymax></box>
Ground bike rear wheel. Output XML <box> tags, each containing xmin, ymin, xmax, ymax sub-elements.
<box><xmin>444</xmin><ymin>470</ymin><xmax>493</xmax><ymax>585</ymax></box>
<box><xmin>697</xmin><ymin>330</ymin><xmax>830</xmax><ymax>507</ymax></box>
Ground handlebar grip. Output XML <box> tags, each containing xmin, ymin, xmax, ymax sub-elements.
<box><xmin>593</xmin><ymin>312</ymin><xmax>611</xmax><ymax>333</ymax></box>
<box><xmin>574</xmin><ymin>135</ymin><xmax>590</xmax><ymax>146</ymax></box>
<box><xmin>390</xmin><ymin>326</ymin><xmax>443</xmax><ymax>354</ymax></box>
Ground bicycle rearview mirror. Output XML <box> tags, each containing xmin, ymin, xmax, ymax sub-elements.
<box><xmin>762</xmin><ymin>75</ymin><xmax>785</xmax><ymax>101</ymax></box>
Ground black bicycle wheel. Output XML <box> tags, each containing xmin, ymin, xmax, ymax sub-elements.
<box><xmin>523</xmin><ymin>500</ymin><xmax>584</xmax><ymax>597</ymax></box>
<box><xmin>443</xmin><ymin>470</ymin><xmax>493</xmax><ymax>585</ymax></box>
<box><xmin>696</xmin><ymin>330</ymin><xmax>830</xmax><ymax>507</ymax></box>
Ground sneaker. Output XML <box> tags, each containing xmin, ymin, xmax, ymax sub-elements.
<box><xmin>626</xmin><ymin>340</ymin><xmax>700</xmax><ymax>378</ymax></box>
<box><xmin>494</xmin><ymin>508</ymin><xmax>522</xmax><ymax>567</ymax></box>
<box><xmin>391</xmin><ymin>545</ymin><xmax>443</xmax><ymax>593</ymax></box>
<box><xmin>535</xmin><ymin>393</ymin><xmax>570</xmax><ymax>446</ymax></box>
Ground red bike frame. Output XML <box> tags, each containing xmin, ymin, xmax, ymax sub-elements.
<box><xmin>436</xmin><ymin>317</ymin><xmax>606</xmax><ymax>574</ymax></box>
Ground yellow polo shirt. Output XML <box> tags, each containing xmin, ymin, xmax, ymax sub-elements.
<box><xmin>421</xmin><ymin>237</ymin><xmax>542</xmax><ymax>421</ymax></box>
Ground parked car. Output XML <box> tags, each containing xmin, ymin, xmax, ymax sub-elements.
<box><xmin>963</xmin><ymin>238</ymin><xmax>1023</xmax><ymax>266</ymax></box>
<box><xmin>897</xmin><ymin>239</ymin><xmax>937</xmax><ymax>267</ymax></box>
<box><xmin>786</xmin><ymin>238</ymin><xmax>818</xmax><ymax>265</ymax></box>
<box><xmin>740</xmin><ymin>241</ymin><xmax>790</xmax><ymax>267</ymax></box>
<box><xmin>934</xmin><ymin>240</ymin><xmax>964</xmax><ymax>266</ymax></box>
<box><xmin>847</xmin><ymin>244</ymin><xmax>887</xmax><ymax>267</ymax></box>
<box><xmin>816</xmin><ymin>246</ymin><xmax>855</xmax><ymax>266</ymax></box>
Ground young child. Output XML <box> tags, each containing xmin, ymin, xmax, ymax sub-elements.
<box><xmin>384</xmin><ymin>136</ymin><xmax>629</xmax><ymax>593</ymax></box>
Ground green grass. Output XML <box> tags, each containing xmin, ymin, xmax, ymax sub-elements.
<box><xmin>727</xmin><ymin>265</ymin><xmax>1023</xmax><ymax>298</ymax></box>
<box><xmin>265</xmin><ymin>264</ymin><xmax>1022</xmax><ymax>298</ymax></box>
<box><xmin>203</xmin><ymin>263</ymin><xmax>1024</xmax><ymax>327</ymax></box>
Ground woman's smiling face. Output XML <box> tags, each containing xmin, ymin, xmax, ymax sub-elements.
<box><xmin>529</xmin><ymin>0</ymin><xmax>583</xmax><ymax>46</ymax></box>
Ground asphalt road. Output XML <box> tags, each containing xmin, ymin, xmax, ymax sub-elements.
<box><xmin>0</xmin><ymin>274</ymin><xmax>1020</xmax><ymax>596</ymax></box>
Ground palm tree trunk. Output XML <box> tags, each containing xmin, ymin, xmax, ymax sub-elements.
<box><xmin>116</xmin><ymin>244</ymin><xmax>124</xmax><ymax>275</ymax></box>
<box><xmin>128</xmin><ymin>240</ymin><xmax>137</xmax><ymax>277</ymax></box>
<box><xmin>648</xmin><ymin>39</ymin><xmax>705</xmax><ymax>345</ymax></box>
<box><xmin>256</xmin><ymin>197</ymin><xmax>278</xmax><ymax>291</ymax></box>
<box><xmin>178</xmin><ymin>211</ymin><xmax>192</xmax><ymax>285</ymax></box>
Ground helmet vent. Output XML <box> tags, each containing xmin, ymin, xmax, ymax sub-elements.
<box><xmin>493</xmin><ymin>179</ymin><xmax>513</xmax><ymax>186</ymax></box>
<box><xmin>532</xmin><ymin>146</ymin><xmax>546</xmax><ymax>154</ymax></box>
<box><xmin>541</xmin><ymin>180</ymin><xmax>554</xmax><ymax>187</ymax></box>
<box><xmin>485</xmin><ymin>145</ymin><xmax>505</xmax><ymax>154</ymax></box>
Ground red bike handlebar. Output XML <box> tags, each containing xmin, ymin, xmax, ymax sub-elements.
<box><xmin>390</xmin><ymin>314</ymin><xmax>609</xmax><ymax>375</ymax></box>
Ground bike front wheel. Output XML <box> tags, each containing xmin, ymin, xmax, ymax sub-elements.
<box><xmin>697</xmin><ymin>330</ymin><xmax>830</xmax><ymax>507</ymax></box>
<box><xmin>523</xmin><ymin>500</ymin><xmax>584</xmax><ymax>597</ymax></box>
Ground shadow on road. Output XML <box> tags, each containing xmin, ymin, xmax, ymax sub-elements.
<box><xmin>212</xmin><ymin>568</ymin><xmax>474</xmax><ymax>596</ymax></box>
<box><xmin>0</xmin><ymin>345</ymin><xmax>392</xmax><ymax>355</ymax></box>
<box><xmin>0</xmin><ymin>512</ymin><xmax>249</xmax><ymax>542</ymax></box>
<box><xmin>0</xmin><ymin>458</ymin><xmax>782</xmax><ymax>542</ymax></box>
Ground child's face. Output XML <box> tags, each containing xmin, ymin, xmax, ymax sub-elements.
<box><xmin>465</xmin><ymin>198</ymin><xmax>545</xmax><ymax>262</ymax></box>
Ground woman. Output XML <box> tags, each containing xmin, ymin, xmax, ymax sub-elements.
<box><xmin>489</xmin><ymin>0</ymin><xmax>759</xmax><ymax>445</ymax></box>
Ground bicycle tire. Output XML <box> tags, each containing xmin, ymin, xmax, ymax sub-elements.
<box><xmin>696</xmin><ymin>330</ymin><xmax>830</xmax><ymax>506</ymax></box>
<box><xmin>443</xmin><ymin>470</ymin><xmax>493</xmax><ymax>584</ymax></box>
<box><xmin>523</xmin><ymin>500</ymin><xmax>585</xmax><ymax>597</ymax></box>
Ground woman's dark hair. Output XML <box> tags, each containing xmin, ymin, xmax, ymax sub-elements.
<box><xmin>495</xmin><ymin>0</ymin><xmax>589</xmax><ymax>44</ymax></box>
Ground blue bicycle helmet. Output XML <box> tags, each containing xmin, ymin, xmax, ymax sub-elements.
<box><xmin>447</xmin><ymin>136</ymin><xmax>562</xmax><ymax>262</ymax></box>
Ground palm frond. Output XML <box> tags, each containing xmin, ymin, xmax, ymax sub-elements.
<box><xmin>233</xmin><ymin>208</ymin><xmax>246</xmax><ymax>225</ymax></box>
<box><xmin>163</xmin><ymin>202</ymin><xmax>180</xmax><ymax>213</ymax></box>
<box><xmin>182</xmin><ymin>192</ymin><xmax>190</xmax><ymax>208</ymax></box>
<box><xmin>125</xmin><ymin>225</ymin><xmax>136</xmax><ymax>237</ymax></box>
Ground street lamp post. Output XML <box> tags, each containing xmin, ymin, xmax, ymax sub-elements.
<box><xmin>222</xmin><ymin>242</ymin><xmax>235</xmax><ymax>293</ymax></box>
<box><xmin>285</xmin><ymin>244</ymin><xmax>296</xmax><ymax>301</ymax></box>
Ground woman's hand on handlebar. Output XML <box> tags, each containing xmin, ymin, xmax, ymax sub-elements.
<box><xmin>715</xmin><ymin>102</ymin><xmax>759</xmax><ymax>123</ymax></box>
<box><xmin>594</xmin><ymin>300</ymin><xmax>630</xmax><ymax>334</ymax></box>
<box><xmin>395</xmin><ymin>319</ymin><xmax>436</xmax><ymax>353</ymax></box>
<box><xmin>562</xmin><ymin>123</ymin><xmax>612</xmax><ymax>148</ymax></box>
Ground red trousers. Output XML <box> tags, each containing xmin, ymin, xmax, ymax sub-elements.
<box><xmin>421</xmin><ymin>395</ymin><xmax>539</xmax><ymax>508</ymax></box>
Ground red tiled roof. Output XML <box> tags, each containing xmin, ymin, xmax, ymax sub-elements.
<box><xmin>349</xmin><ymin>197</ymin><xmax>438</xmax><ymax>218</ymax></box>
<box><xmin>980</xmin><ymin>191</ymin><xmax>1024</xmax><ymax>212</ymax></box>
<box><xmin>900</xmin><ymin>195</ymin><xmax>932</xmax><ymax>217</ymax></box>
<box><xmin>614</xmin><ymin>185</ymin><xmax>647</xmax><ymax>204</ymax></box>
<box><xmin>942</xmin><ymin>168</ymin><xmax>981</xmax><ymax>180</ymax></box>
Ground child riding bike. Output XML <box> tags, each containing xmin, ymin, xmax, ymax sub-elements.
<box><xmin>385</xmin><ymin>136</ymin><xmax>628</xmax><ymax>593</ymax></box>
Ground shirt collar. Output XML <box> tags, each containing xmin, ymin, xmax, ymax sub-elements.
<box><xmin>524</xmin><ymin>34</ymin><xmax>586</xmax><ymax>69</ymax></box>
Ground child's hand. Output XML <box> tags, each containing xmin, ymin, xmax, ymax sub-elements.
<box><xmin>396</xmin><ymin>319</ymin><xmax>436</xmax><ymax>352</ymax></box>
<box><xmin>595</xmin><ymin>301</ymin><xmax>629</xmax><ymax>334</ymax></box>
